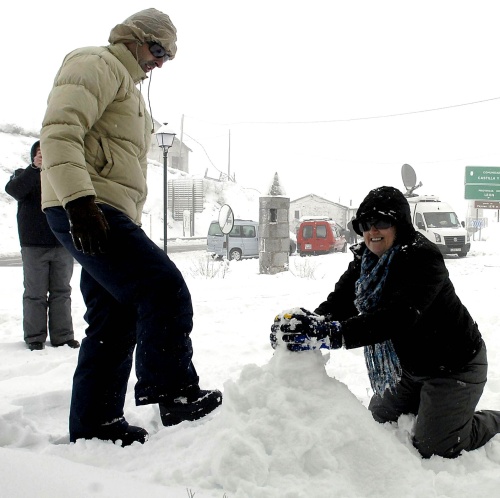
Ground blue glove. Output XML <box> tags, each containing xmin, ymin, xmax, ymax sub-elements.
<box><xmin>270</xmin><ymin>308</ymin><xmax>342</xmax><ymax>352</ymax></box>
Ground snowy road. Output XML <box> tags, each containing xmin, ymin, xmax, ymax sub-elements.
<box><xmin>0</xmin><ymin>242</ymin><xmax>207</xmax><ymax>267</ymax></box>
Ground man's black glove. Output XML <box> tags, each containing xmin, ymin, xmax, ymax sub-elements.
<box><xmin>270</xmin><ymin>307</ymin><xmax>343</xmax><ymax>352</ymax></box>
<box><xmin>65</xmin><ymin>196</ymin><xmax>110</xmax><ymax>255</ymax></box>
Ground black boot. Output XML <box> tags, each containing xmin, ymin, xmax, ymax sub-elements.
<box><xmin>53</xmin><ymin>339</ymin><xmax>80</xmax><ymax>349</ymax></box>
<box><xmin>28</xmin><ymin>342</ymin><xmax>45</xmax><ymax>351</ymax></box>
<box><xmin>74</xmin><ymin>419</ymin><xmax>149</xmax><ymax>447</ymax></box>
<box><xmin>159</xmin><ymin>387</ymin><xmax>222</xmax><ymax>426</ymax></box>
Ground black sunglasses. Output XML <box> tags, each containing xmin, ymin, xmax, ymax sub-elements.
<box><xmin>359</xmin><ymin>218</ymin><xmax>394</xmax><ymax>232</ymax></box>
<box><xmin>147</xmin><ymin>42</ymin><xmax>170</xmax><ymax>61</ymax></box>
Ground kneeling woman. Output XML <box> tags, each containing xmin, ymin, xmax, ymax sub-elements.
<box><xmin>272</xmin><ymin>186</ymin><xmax>500</xmax><ymax>458</ymax></box>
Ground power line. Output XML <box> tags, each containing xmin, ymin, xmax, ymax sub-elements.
<box><xmin>183</xmin><ymin>132</ymin><xmax>225</xmax><ymax>175</ymax></box>
<box><xmin>187</xmin><ymin>96</ymin><xmax>500</xmax><ymax>126</ymax></box>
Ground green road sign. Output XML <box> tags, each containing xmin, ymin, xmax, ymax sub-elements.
<box><xmin>465</xmin><ymin>166</ymin><xmax>500</xmax><ymax>185</ymax></box>
<box><xmin>465</xmin><ymin>184</ymin><xmax>500</xmax><ymax>200</ymax></box>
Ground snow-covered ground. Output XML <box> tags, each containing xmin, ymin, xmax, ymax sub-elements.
<box><xmin>1</xmin><ymin>130</ymin><xmax>500</xmax><ymax>497</ymax></box>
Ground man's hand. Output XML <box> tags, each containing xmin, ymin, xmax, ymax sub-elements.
<box><xmin>270</xmin><ymin>307</ymin><xmax>342</xmax><ymax>351</ymax></box>
<box><xmin>65</xmin><ymin>196</ymin><xmax>110</xmax><ymax>255</ymax></box>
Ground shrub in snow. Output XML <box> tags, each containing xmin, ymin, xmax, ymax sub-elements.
<box><xmin>189</xmin><ymin>254</ymin><xmax>230</xmax><ymax>279</ymax></box>
<box><xmin>289</xmin><ymin>257</ymin><xmax>324</xmax><ymax>279</ymax></box>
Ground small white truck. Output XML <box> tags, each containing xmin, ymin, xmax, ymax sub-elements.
<box><xmin>407</xmin><ymin>195</ymin><xmax>471</xmax><ymax>257</ymax></box>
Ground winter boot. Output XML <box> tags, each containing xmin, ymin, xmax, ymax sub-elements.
<box><xmin>159</xmin><ymin>387</ymin><xmax>222</xmax><ymax>426</ymax></box>
<box><xmin>75</xmin><ymin>419</ymin><xmax>149</xmax><ymax>447</ymax></box>
<box><xmin>28</xmin><ymin>342</ymin><xmax>45</xmax><ymax>351</ymax></box>
<box><xmin>53</xmin><ymin>339</ymin><xmax>80</xmax><ymax>349</ymax></box>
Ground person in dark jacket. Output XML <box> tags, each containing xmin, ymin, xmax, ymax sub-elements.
<box><xmin>271</xmin><ymin>186</ymin><xmax>500</xmax><ymax>458</ymax></box>
<box><xmin>346</xmin><ymin>216</ymin><xmax>357</xmax><ymax>245</ymax></box>
<box><xmin>5</xmin><ymin>141</ymin><xmax>79</xmax><ymax>351</ymax></box>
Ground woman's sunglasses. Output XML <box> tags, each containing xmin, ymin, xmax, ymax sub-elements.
<box><xmin>359</xmin><ymin>218</ymin><xmax>394</xmax><ymax>232</ymax></box>
<box><xmin>147</xmin><ymin>42</ymin><xmax>170</xmax><ymax>61</ymax></box>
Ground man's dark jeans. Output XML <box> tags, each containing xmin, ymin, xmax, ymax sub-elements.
<box><xmin>369</xmin><ymin>343</ymin><xmax>500</xmax><ymax>458</ymax></box>
<box><xmin>45</xmin><ymin>205</ymin><xmax>199</xmax><ymax>441</ymax></box>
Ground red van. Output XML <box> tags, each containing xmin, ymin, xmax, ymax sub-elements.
<box><xmin>297</xmin><ymin>219</ymin><xmax>347</xmax><ymax>256</ymax></box>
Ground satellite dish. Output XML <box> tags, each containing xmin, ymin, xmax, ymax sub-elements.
<box><xmin>402</xmin><ymin>164</ymin><xmax>416</xmax><ymax>190</ymax></box>
<box><xmin>401</xmin><ymin>163</ymin><xmax>422</xmax><ymax>197</ymax></box>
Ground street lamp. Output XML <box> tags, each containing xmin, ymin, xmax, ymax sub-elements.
<box><xmin>155</xmin><ymin>122</ymin><xmax>176</xmax><ymax>253</ymax></box>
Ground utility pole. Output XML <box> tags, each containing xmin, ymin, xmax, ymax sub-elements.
<box><xmin>227</xmin><ymin>129</ymin><xmax>231</xmax><ymax>181</ymax></box>
<box><xmin>179</xmin><ymin>114</ymin><xmax>184</xmax><ymax>170</ymax></box>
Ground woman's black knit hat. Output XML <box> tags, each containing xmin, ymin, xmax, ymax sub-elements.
<box><xmin>30</xmin><ymin>140</ymin><xmax>40</xmax><ymax>163</ymax></box>
<box><xmin>352</xmin><ymin>186</ymin><xmax>414</xmax><ymax>238</ymax></box>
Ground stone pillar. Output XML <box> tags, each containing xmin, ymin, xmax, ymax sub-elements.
<box><xmin>259</xmin><ymin>196</ymin><xmax>290</xmax><ymax>274</ymax></box>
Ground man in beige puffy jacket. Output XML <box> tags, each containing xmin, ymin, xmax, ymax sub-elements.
<box><xmin>41</xmin><ymin>8</ymin><xmax>222</xmax><ymax>447</ymax></box>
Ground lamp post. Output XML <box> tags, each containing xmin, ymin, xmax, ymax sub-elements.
<box><xmin>155</xmin><ymin>123</ymin><xmax>176</xmax><ymax>253</ymax></box>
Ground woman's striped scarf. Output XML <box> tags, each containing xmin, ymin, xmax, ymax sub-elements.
<box><xmin>354</xmin><ymin>246</ymin><xmax>402</xmax><ymax>397</ymax></box>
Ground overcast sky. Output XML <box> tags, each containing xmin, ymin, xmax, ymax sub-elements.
<box><xmin>3</xmin><ymin>0</ymin><xmax>500</xmax><ymax>211</ymax></box>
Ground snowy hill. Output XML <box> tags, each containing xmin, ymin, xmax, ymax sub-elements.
<box><xmin>0</xmin><ymin>128</ymin><xmax>260</xmax><ymax>254</ymax></box>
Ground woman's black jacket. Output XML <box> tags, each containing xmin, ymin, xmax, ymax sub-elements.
<box><xmin>315</xmin><ymin>233</ymin><xmax>482</xmax><ymax>376</ymax></box>
<box><xmin>5</xmin><ymin>166</ymin><xmax>61</xmax><ymax>247</ymax></box>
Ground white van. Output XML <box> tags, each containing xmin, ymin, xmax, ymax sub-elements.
<box><xmin>407</xmin><ymin>195</ymin><xmax>471</xmax><ymax>257</ymax></box>
<box><xmin>207</xmin><ymin>219</ymin><xmax>259</xmax><ymax>260</ymax></box>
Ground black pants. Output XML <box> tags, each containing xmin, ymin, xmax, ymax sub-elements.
<box><xmin>45</xmin><ymin>205</ymin><xmax>199</xmax><ymax>441</ymax></box>
<box><xmin>369</xmin><ymin>343</ymin><xmax>500</xmax><ymax>458</ymax></box>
